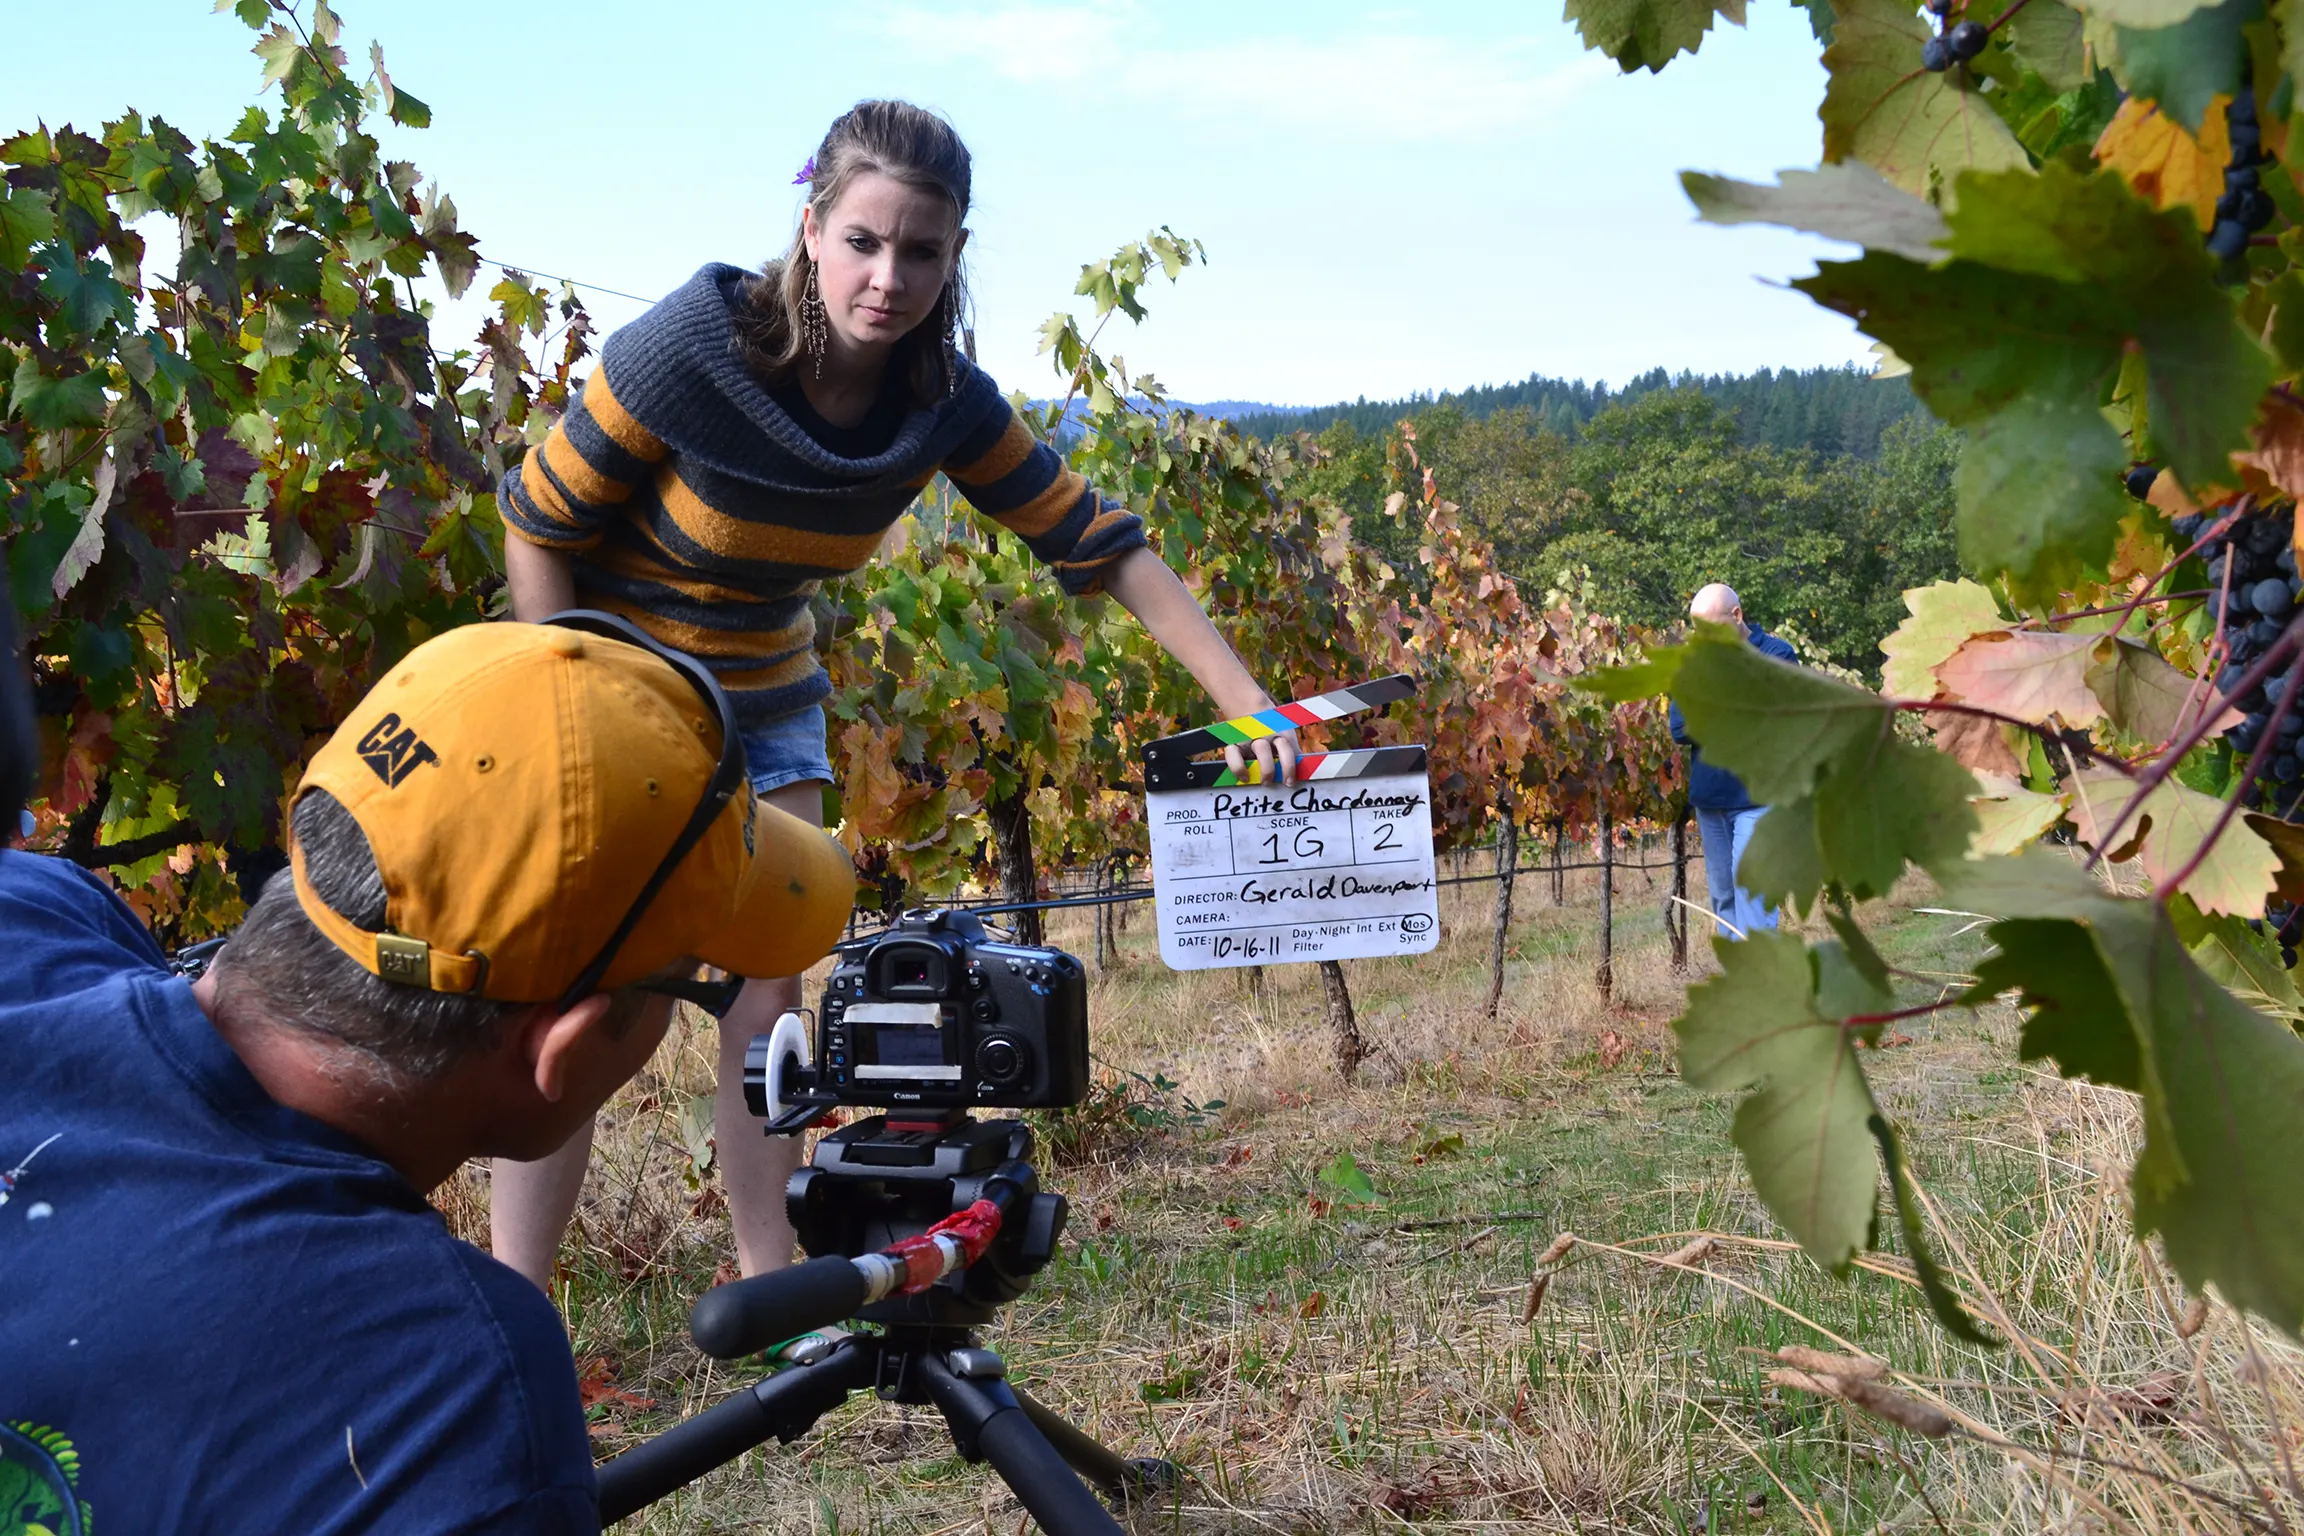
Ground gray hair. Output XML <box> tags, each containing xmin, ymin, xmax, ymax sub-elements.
<box><xmin>217</xmin><ymin>790</ymin><xmax>520</xmax><ymax>1080</ymax></box>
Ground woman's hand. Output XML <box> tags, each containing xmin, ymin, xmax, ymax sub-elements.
<box><xmin>1102</xmin><ymin>549</ymin><xmax>1297</xmax><ymax>783</ymax></box>
<box><xmin>1213</xmin><ymin>689</ymin><xmax>1300</xmax><ymax>787</ymax></box>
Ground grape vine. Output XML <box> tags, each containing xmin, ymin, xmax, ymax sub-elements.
<box><xmin>1571</xmin><ymin>0</ymin><xmax>2304</xmax><ymax>1338</ymax></box>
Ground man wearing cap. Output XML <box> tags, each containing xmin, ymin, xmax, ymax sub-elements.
<box><xmin>1670</xmin><ymin>583</ymin><xmax>1798</xmax><ymax>940</ymax></box>
<box><xmin>0</xmin><ymin>620</ymin><xmax>852</xmax><ymax>1532</ymax></box>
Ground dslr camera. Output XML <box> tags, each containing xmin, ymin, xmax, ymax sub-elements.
<box><xmin>749</xmin><ymin>909</ymin><xmax>1089</xmax><ymax>1125</ymax></box>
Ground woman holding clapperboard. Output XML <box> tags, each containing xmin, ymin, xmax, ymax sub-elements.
<box><xmin>492</xmin><ymin>100</ymin><xmax>1297</xmax><ymax>1289</ymax></box>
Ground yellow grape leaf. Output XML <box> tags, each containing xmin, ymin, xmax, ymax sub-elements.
<box><xmin>2232</xmin><ymin>392</ymin><xmax>2304</xmax><ymax>502</ymax></box>
<box><xmin>2074</xmin><ymin>771</ymin><xmax>2281</xmax><ymax>917</ymax></box>
<box><xmin>2093</xmin><ymin>96</ymin><xmax>2231</xmax><ymax>235</ymax></box>
<box><xmin>2109</xmin><ymin>509</ymin><xmax>2170</xmax><ymax>581</ymax></box>
<box><xmin>1880</xmin><ymin>578</ymin><xmax>2006</xmax><ymax>699</ymax></box>
<box><xmin>1969</xmin><ymin>783</ymin><xmax>2070</xmax><ymax>855</ymax></box>
<box><xmin>1934</xmin><ymin>629</ymin><xmax>2108</xmax><ymax>726</ymax></box>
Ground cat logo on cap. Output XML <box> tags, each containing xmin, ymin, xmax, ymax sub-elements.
<box><xmin>356</xmin><ymin>712</ymin><xmax>441</xmax><ymax>789</ymax></box>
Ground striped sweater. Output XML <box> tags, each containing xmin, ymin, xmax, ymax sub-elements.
<box><xmin>499</xmin><ymin>262</ymin><xmax>1147</xmax><ymax>725</ymax></box>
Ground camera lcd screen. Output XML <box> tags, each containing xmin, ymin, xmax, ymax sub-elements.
<box><xmin>863</xmin><ymin>1021</ymin><xmax>948</xmax><ymax>1067</ymax></box>
<box><xmin>846</xmin><ymin>1002</ymin><xmax>964</xmax><ymax>1081</ymax></box>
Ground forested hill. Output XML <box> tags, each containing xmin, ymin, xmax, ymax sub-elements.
<box><xmin>1223</xmin><ymin>363</ymin><xmax>1927</xmax><ymax>459</ymax></box>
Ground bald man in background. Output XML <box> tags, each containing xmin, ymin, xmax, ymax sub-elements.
<box><xmin>1669</xmin><ymin>584</ymin><xmax>1798</xmax><ymax>938</ymax></box>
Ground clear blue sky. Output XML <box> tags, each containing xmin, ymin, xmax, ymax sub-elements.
<box><xmin>1</xmin><ymin>0</ymin><xmax>1867</xmax><ymax>407</ymax></box>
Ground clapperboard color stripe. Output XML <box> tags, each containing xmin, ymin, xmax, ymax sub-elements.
<box><xmin>1141</xmin><ymin>674</ymin><xmax>1418</xmax><ymax>791</ymax></box>
<box><xmin>1206</xmin><ymin>746</ymin><xmax>1428</xmax><ymax>788</ymax></box>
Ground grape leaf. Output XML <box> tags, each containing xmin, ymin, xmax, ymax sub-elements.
<box><xmin>2116</xmin><ymin>0</ymin><xmax>2257</xmax><ymax>134</ymax></box>
<box><xmin>2122</xmin><ymin>907</ymin><xmax>2304</xmax><ymax>1337</ymax></box>
<box><xmin>2170</xmin><ymin>897</ymin><xmax>2304</xmax><ymax>1016</ymax></box>
<box><xmin>1644</xmin><ymin>624</ymin><xmax>1887</xmax><ymax>803</ymax></box>
<box><xmin>1589</xmin><ymin>624</ymin><xmax>1978</xmax><ymax>900</ymax></box>
<box><xmin>8</xmin><ymin>359</ymin><xmax>108</xmax><ymax>431</ymax></box>
<box><xmin>2244</xmin><ymin>812</ymin><xmax>2304</xmax><ymax>903</ymax></box>
<box><xmin>1927</xmin><ymin>707</ymin><xmax>2027</xmax><ymax>776</ymax></box>
<box><xmin>2003</xmin><ymin>0</ymin><xmax>2090</xmax><ymax>91</ymax></box>
<box><xmin>1679</xmin><ymin>162</ymin><xmax>1950</xmax><ymax>262</ymax></box>
<box><xmin>2232</xmin><ymin>392</ymin><xmax>2304</xmax><ymax>501</ymax></box>
<box><xmin>1970</xmin><ymin>783</ymin><xmax>2070</xmax><ymax>854</ymax></box>
<box><xmin>2081</xmin><ymin>0</ymin><xmax>2220</xmax><ymax>24</ymax></box>
<box><xmin>1675</xmin><ymin>931</ymin><xmax>1886</xmax><ymax>1272</ymax></box>
<box><xmin>1741</xmin><ymin>796</ymin><xmax>1830</xmax><ymax>914</ymax></box>
<box><xmin>2084</xmin><ymin>636</ymin><xmax>2241</xmax><ymax>744</ymax></box>
<box><xmin>1932</xmin><ymin>629</ymin><xmax>2107</xmax><ymax>725</ymax></box>
<box><xmin>1955</xmin><ymin>387</ymin><xmax>2133</xmax><ymax>601</ymax></box>
<box><xmin>1819</xmin><ymin>735</ymin><xmax>1980</xmax><ymax>897</ymax></box>
<box><xmin>1958</xmin><ymin>878</ymin><xmax>2304</xmax><ymax>1335</ymax></box>
<box><xmin>0</xmin><ymin>185</ymin><xmax>56</xmax><ymax>270</ymax></box>
<box><xmin>1819</xmin><ymin>0</ymin><xmax>2029</xmax><ymax>203</ymax></box>
<box><xmin>2092</xmin><ymin>97</ymin><xmax>2230</xmax><ymax>234</ymax></box>
<box><xmin>1965</xmin><ymin>916</ymin><xmax>2145</xmax><ymax>1086</ymax></box>
<box><xmin>1880</xmin><ymin>578</ymin><xmax>2006</xmax><ymax>699</ymax></box>
<box><xmin>1564</xmin><ymin>0</ymin><xmax>1748</xmax><ymax>71</ymax></box>
<box><xmin>1796</xmin><ymin>165</ymin><xmax>2270</xmax><ymax>596</ymax></box>
<box><xmin>1938</xmin><ymin>846</ymin><xmax>2122</xmax><ymax>918</ymax></box>
<box><xmin>2072</xmin><ymin>772</ymin><xmax>2280</xmax><ymax>916</ymax></box>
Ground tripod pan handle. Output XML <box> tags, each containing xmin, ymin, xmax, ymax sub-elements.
<box><xmin>689</xmin><ymin>1256</ymin><xmax>868</xmax><ymax>1359</ymax></box>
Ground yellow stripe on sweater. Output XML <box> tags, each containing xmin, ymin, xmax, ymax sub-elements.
<box><xmin>586</xmin><ymin>367</ymin><xmax>670</xmax><ymax>463</ymax></box>
<box><xmin>511</xmin><ymin>446</ymin><xmax>586</xmax><ymax>531</ymax></box>
<box><xmin>988</xmin><ymin>469</ymin><xmax>1084</xmax><ymax>539</ymax></box>
<box><xmin>660</xmin><ymin>471</ymin><xmax>888</xmax><ymax>571</ymax></box>
<box><xmin>589</xmin><ymin>596</ymin><xmax>819</xmax><ymax>664</ymax></box>
<box><xmin>711</xmin><ymin>649</ymin><xmax>827</xmax><ymax>694</ymax></box>
<box><xmin>945</xmin><ymin>412</ymin><xmax>1037</xmax><ymax>486</ymax></box>
<box><xmin>543</xmin><ymin>429</ymin><xmax>634</xmax><ymax>508</ymax></box>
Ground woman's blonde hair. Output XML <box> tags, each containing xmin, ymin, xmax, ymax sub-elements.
<box><xmin>737</xmin><ymin>100</ymin><xmax>974</xmax><ymax>404</ymax></box>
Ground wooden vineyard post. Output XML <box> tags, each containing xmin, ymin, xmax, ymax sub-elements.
<box><xmin>1595</xmin><ymin>814</ymin><xmax>1615</xmax><ymax>1003</ymax></box>
<box><xmin>1320</xmin><ymin>960</ymin><xmax>1366</xmax><ymax>1078</ymax></box>
<box><xmin>1668</xmin><ymin>809</ymin><xmax>1690</xmax><ymax>973</ymax></box>
<box><xmin>1093</xmin><ymin>858</ymin><xmax>1111</xmax><ymax>972</ymax></box>
<box><xmin>1550</xmin><ymin>821</ymin><xmax>1565</xmax><ymax>906</ymax></box>
<box><xmin>1486</xmin><ymin>791</ymin><xmax>1518</xmax><ymax>1020</ymax></box>
<box><xmin>986</xmin><ymin>785</ymin><xmax>1043</xmax><ymax>946</ymax></box>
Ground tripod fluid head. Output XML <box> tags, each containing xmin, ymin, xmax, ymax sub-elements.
<box><xmin>596</xmin><ymin>1106</ymin><xmax>1177</xmax><ymax>1532</ymax></box>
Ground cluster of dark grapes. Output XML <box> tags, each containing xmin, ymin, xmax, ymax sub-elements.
<box><xmin>1918</xmin><ymin>0</ymin><xmax>1988</xmax><ymax>71</ymax></box>
<box><xmin>2145</xmin><ymin>490</ymin><xmax>2304</xmax><ymax>964</ymax></box>
<box><xmin>2208</xmin><ymin>87</ymin><xmax>2278</xmax><ymax>262</ymax></box>
<box><xmin>2165</xmin><ymin>502</ymin><xmax>2301</xmax><ymax>803</ymax></box>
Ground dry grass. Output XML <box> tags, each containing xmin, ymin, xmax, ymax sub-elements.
<box><xmin>433</xmin><ymin>850</ymin><xmax>2304</xmax><ymax>1534</ymax></box>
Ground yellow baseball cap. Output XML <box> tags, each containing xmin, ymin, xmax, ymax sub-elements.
<box><xmin>288</xmin><ymin>619</ymin><xmax>855</xmax><ymax>1004</ymax></box>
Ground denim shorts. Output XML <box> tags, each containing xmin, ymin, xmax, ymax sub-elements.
<box><xmin>737</xmin><ymin>704</ymin><xmax>834</xmax><ymax>796</ymax></box>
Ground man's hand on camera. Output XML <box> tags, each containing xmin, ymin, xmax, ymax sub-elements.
<box><xmin>1220</xmin><ymin>692</ymin><xmax>1299</xmax><ymax>785</ymax></box>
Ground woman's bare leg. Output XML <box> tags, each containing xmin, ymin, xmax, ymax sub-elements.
<box><xmin>490</xmin><ymin>779</ymin><xmax>831</xmax><ymax>1287</ymax></box>
<box><xmin>492</xmin><ymin>1119</ymin><xmax>594</xmax><ymax>1291</ymax></box>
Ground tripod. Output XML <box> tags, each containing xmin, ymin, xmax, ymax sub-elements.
<box><xmin>593</xmin><ymin>1112</ymin><xmax>1177</xmax><ymax>1532</ymax></box>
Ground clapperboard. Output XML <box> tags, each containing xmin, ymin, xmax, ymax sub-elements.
<box><xmin>1141</xmin><ymin>676</ymin><xmax>1438</xmax><ymax>972</ymax></box>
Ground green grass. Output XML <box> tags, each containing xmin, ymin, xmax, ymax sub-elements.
<box><xmin>431</xmin><ymin>854</ymin><xmax>2304</xmax><ymax>1533</ymax></box>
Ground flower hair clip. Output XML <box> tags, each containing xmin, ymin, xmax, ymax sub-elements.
<box><xmin>793</xmin><ymin>155</ymin><xmax>817</xmax><ymax>188</ymax></box>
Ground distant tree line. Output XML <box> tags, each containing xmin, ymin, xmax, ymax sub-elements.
<box><xmin>1228</xmin><ymin>363</ymin><xmax>1929</xmax><ymax>461</ymax></box>
<box><xmin>1286</xmin><ymin>388</ymin><xmax>1960</xmax><ymax>677</ymax></box>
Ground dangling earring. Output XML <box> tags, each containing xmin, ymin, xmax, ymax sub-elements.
<box><xmin>803</xmin><ymin>261</ymin><xmax>826</xmax><ymax>379</ymax></box>
<box><xmin>940</xmin><ymin>284</ymin><xmax>960</xmax><ymax>397</ymax></box>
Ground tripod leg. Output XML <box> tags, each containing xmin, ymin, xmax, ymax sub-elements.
<box><xmin>918</xmin><ymin>1352</ymin><xmax>1124</xmax><ymax>1536</ymax></box>
<box><xmin>1013</xmin><ymin>1388</ymin><xmax>1180</xmax><ymax>1506</ymax></box>
<box><xmin>595</xmin><ymin>1337</ymin><xmax>876</xmax><ymax>1525</ymax></box>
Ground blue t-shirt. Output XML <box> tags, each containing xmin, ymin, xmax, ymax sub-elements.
<box><xmin>0</xmin><ymin>855</ymin><xmax>599</xmax><ymax>1534</ymax></box>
